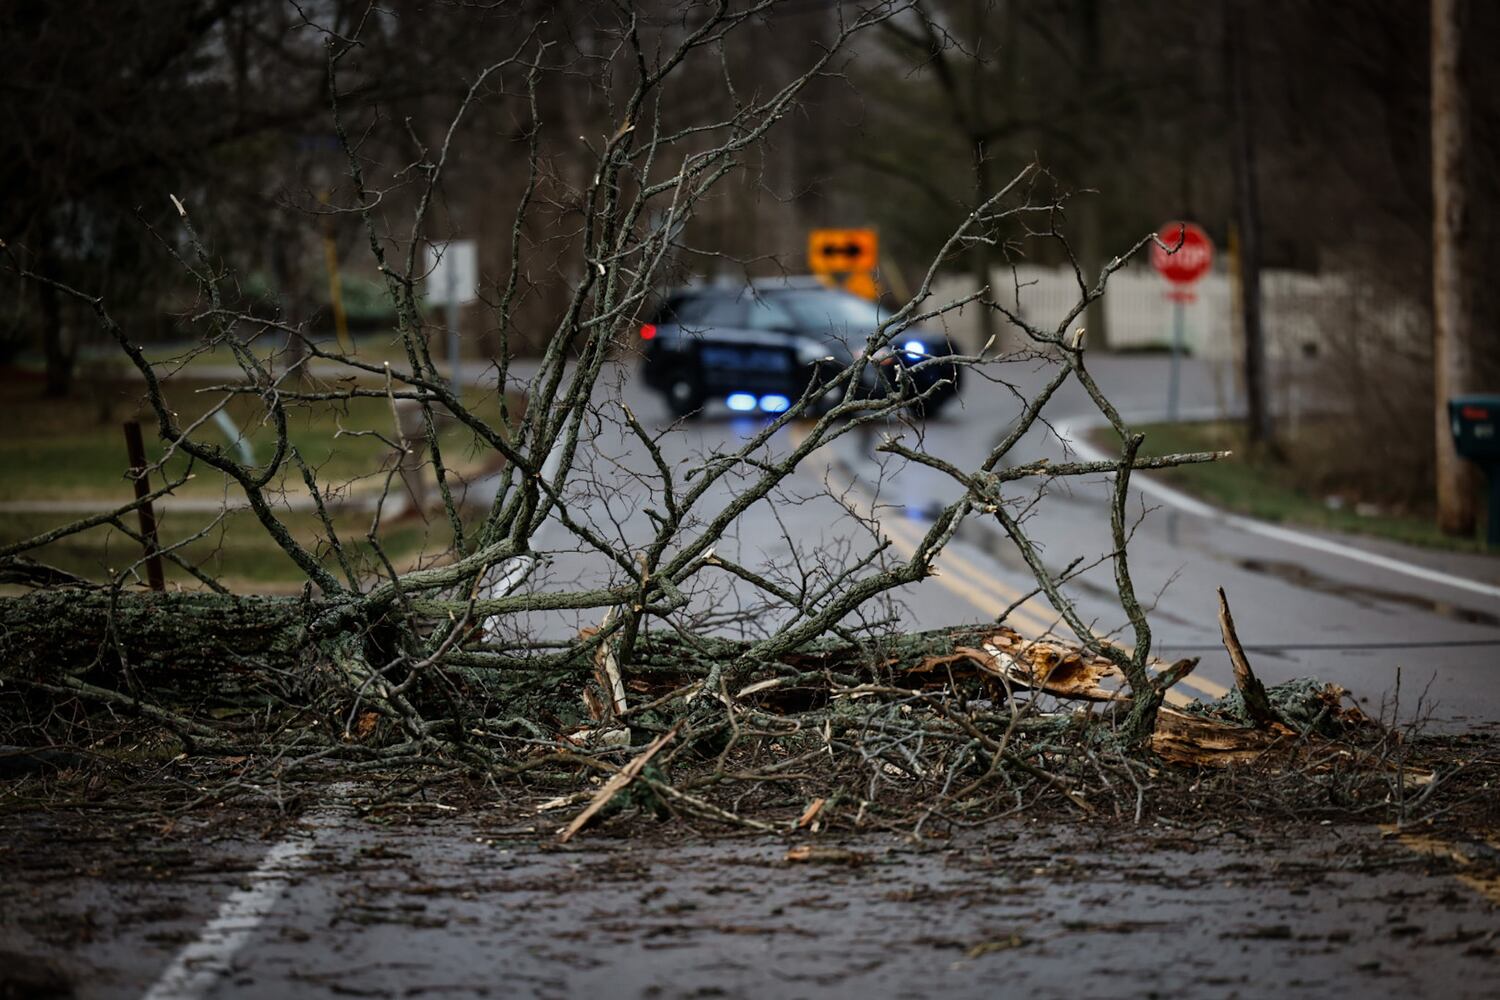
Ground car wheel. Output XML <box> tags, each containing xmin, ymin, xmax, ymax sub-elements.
<box><xmin>665</xmin><ymin>374</ymin><xmax>705</xmax><ymax>420</ymax></box>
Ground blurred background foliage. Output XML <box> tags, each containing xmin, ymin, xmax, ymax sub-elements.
<box><xmin>1</xmin><ymin>0</ymin><xmax>1497</xmax><ymax>525</ymax></box>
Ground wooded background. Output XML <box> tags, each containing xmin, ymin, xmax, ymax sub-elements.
<box><xmin>3</xmin><ymin>0</ymin><xmax>1498</xmax><ymax>522</ymax></box>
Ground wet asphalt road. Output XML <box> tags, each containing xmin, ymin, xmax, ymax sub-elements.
<box><xmin>816</xmin><ymin>353</ymin><xmax>1500</xmax><ymax>727</ymax></box>
<box><xmin>498</xmin><ymin>352</ymin><xmax>1500</xmax><ymax>727</ymax></box>
<box><xmin>6</xmin><ymin>803</ymin><xmax>1497</xmax><ymax>1000</ymax></box>
<box><xmin>6</xmin><ymin>352</ymin><xmax>1499</xmax><ymax>1000</ymax></box>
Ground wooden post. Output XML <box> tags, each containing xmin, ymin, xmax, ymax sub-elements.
<box><xmin>122</xmin><ymin>421</ymin><xmax>166</xmax><ymax>591</ymax></box>
<box><xmin>1432</xmin><ymin>0</ymin><xmax>1477</xmax><ymax>536</ymax></box>
<box><xmin>1226</xmin><ymin>0</ymin><xmax>1272</xmax><ymax>448</ymax></box>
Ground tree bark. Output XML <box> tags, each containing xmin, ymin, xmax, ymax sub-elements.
<box><xmin>0</xmin><ymin>590</ymin><xmax>314</xmax><ymax>679</ymax></box>
<box><xmin>2</xmin><ymin>590</ymin><xmax>1127</xmax><ymax>709</ymax></box>
<box><xmin>1432</xmin><ymin>0</ymin><xmax>1478</xmax><ymax>536</ymax></box>
<box><xmin>1075</xmin><ymin>0</ymin><xmax>1111</xmax><ymax>351</ymax></box>
<box><xmin>0</xmin><ymin>586</ymin><xmax>1183</xmax><ymax>743</ymax></box>
<box><xmin>1226</xmin><ymin>0</ymin><xmax>1272</xmax><ymax>448</ymax></box>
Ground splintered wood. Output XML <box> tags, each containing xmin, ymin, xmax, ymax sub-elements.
<box><xmin>1148</xmin><ymin>707</ymin><xmax>1291</xmax><ymax>765</ymax></box>
<box><xmin>567</xmin><ymin>615</ymin><xmax>1383</xmax><ymax>792</ymax></box>
<box><xmin>961</xmin><ymin>632</ymin><xmax>1129</xmax><ymax>701</ymax></box>
<box><xmin>911</xmin><ymin>621</ymin><xmax>1379</xmax><ymax>768</ymax></box>
<box><xmin>558</xmin><ymin>724</ymin><xmax>678</xmax><ymax>843</ymax></box>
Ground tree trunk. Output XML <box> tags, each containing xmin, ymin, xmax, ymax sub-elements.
<box><xmin>969</xmin><ymin>0</ymin><xmax>999</xmax><ymax>354</ymax></box>
<box><xmin>1076</xmin><ymin>0</ymin><xmax>1111</xmax><ymax>351</ymax></box>
<box><xmin>971</xmin><ymin>208</ymin><xmax>999</xmax><ymax>352</ymax></box>
<box><xmin>1432</xmin><ymin>0</ymin><xmax>1477</xmax><ymax>536</ymax></box>
<box><xmin>0</xmin><ymin>590</ymin><xmax>314</xmax><ymax>679</ymax></box>
<box><xmin>271</xmin><ymin>227</ymin><xmax>309</xmax><ymax>380</ymax></box>
<box><xmin>0</xmin><ymin>588</ymin><xmax>997</xmax><ymax>684</ymax></box>
<box><xmin>1227</xmin><ymin>0</ymin><xmax>1272</xmax><ymax>448</ymax></box>
<box><xmin>0</xmin><ymin>588</ymin><xmax>1177</xmax><ymax>743</ymax></box>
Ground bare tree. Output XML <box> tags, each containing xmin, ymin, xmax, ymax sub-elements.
<box><xmin>1</xmin><ymin>2</ymin><xmax>1236</xmax><ymax>825</ymax></box>
<box><xmin>1226</xmin><ymin>0</ymin><xmax>1272</xmax><ymax>450</ymax></box>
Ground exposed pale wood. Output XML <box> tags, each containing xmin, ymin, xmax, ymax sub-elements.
<box><xmin>1217</xmin><ymin>587</ymin><xmax>1279</xmax><ymax>729</ymax></box>
<box><xmin>1149</xmin><ymin>707</ymin><xmax>1285</xmax><ymax>766</ymax></box>
<box><xmin>559</xmin><ymin>725</ymin><xmax>678</xmax><ymax>844</ymax></box>
<box><xmin>795</xmin><ymin>797</ymin><xmax>827</xmax><ymax>829</ymax></box>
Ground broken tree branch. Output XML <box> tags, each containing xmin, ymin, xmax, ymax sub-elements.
<box><xmin>1217</xmin><ymin>586</ymin><xmax>1280</xmax><ymax>729</ymax></box>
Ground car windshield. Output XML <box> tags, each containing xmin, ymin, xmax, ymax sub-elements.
<box><xmin>774</xmin><ymin>291</ymin><xmax>891</xmax><ymax>344</ymax></box>
<box><xmin>659</xmin><ymin>294</ymin><xmax>743</xmax><ymax>328</ymax></box>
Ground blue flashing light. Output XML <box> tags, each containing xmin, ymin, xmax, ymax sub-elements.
<box><xmin>758</xmin><ymin>394</ymin><xmax>791</xmax><ymax>413</ymax></box>
<box><xmin>726</xmin><ymin>392</ymin><xmax>758</xmax><ymax>412</ymax></box>
<box><xmin>902</xmin><ymin>339</ymin><xmax>927</xmax><ymax>361</ymax></box>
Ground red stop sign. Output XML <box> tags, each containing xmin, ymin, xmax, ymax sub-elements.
<box><xmin>1150</xmin><ymin>222</ymin><xmax>1214</xmax><ymax>285</ymax></box>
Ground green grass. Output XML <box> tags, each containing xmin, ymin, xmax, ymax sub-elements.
<box><xmin>1</xmin><ymin>369</ymin><xmax>524</xmax><ymax>589</ymax></box>
<box><xmin>2</xmin><ymin>508</ymin><xmax>456</xmax><ymax>592</ymax></box>
<box><xmin>1093</xmin><ymin>420</ymin><xmax>1493</xmax><ymax>554</ymax></box>
<box><xmin>88</xmin><ymin>329</ymin><xmax>425</xmax><ymax>376</ymax></box>
<box><xmin>0</xmin><ymin>373</ymin><xmax>513</xmax><ymax>502</ymax></box>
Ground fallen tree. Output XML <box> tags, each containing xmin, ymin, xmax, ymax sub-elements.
<box><xmin>0</xmin><ymin>3</ymin><xmax>1416</xmax><ymax>834</ymax></box>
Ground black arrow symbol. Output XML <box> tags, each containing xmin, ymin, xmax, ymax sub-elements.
<box><xmin>819</xmin><ymin>241</ymin><xmax>865</xmax><ymax>258</ymax></box>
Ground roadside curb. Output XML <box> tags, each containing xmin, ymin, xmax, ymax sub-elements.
<box><xmin>1052</xmin><ymin>412</ymin><xmax>1500</xmax><ymax>602</ymax></box>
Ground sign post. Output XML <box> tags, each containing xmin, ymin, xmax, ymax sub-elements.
<box><xmin>1150</xmin><ymin>222</ymin><xmax>1214</xmax><ymax>421</ymax></box>
<box><xmin>425</xmin><ymin>240</ymin><xmax>479</xmax><ymax>400</ymax></box>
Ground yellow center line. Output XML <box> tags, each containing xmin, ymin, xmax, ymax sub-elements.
<box><xmin>881</xmin><ymin>513</ymin><xmax>1196</xmax><ymax>708</ymax></box>
<box><xmin>898</xmin><ymin>525</ymin><xmax>1228</xmax><ymax>702</ymax></box>
<box><xmin>1378</xmin><ymin>825</ymin><xmax>1500</xmax><ymax>905</ymax></box>
<box><xmin>784</xmin><ymin>421</ymin><xmax>1219</xmax><ymax>706</ymax></box>
<box><xmin>876</xmin><ymin>515</ymin><xmax>1056</xmax><ymax>634</ymax></box>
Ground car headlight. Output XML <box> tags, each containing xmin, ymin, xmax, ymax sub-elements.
<box><xmin>902</xmin><ymin>339</ymin><xmax>927</xmax><ymax>361</ymax></box>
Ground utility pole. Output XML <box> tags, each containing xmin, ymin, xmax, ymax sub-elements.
<box><xmin>1226</xmin><ymin>0</ymin><xmax>1272</xmax><ymax>448</ymax></box>
<box><xmin>1432</xmin><ymin>0</ymin><xmax>1477</xmax><ymax>536</ymax></box>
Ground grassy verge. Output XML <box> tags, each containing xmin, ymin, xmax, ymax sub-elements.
<box><xmin>0</xmin><ymin>372</ymin><xmax>515</xmax><ymax>502</ymax></box>
<box><xmin>85</xmin><ymin>330</ymin><xmax>422</xmax><ymax>376</ymax></box>
<box><xmin>2</xmin><ymin>508</ymin><xmax>456</xmax><ymax>592</ymax></box>
<box><xmin>1</xmin><ymin>369</ymin><xmax>525</xmax><ymax>589</ymax></box>
<box><xmin>1092</xmin><ymin>419</ymin><xmax>1493</xmax><ymax>554</ymax></box>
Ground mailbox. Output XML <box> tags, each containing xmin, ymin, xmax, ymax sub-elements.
<box><xmin>1450</xmin><ymin>395</ymin><xmax>1500</xmax><ymax>461</ymax></box>
<box><xmin>1448</xmin><ymin>394</ymin><xmax>1500</xmax><ymax>545</ymax></box>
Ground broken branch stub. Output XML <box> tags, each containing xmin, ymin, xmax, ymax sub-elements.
<box><xmin>559</xmin><ymin>724</ymin><xmax>679</xmax><ymax>844</ymax></box>
<box><xmin>1217</xmin><ymin>587</ymin><xmax>1280</xmax><ymax>729</ymax></box>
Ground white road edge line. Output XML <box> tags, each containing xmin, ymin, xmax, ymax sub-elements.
<box><xmin>1053</xmin><ymin>415</ymin><xmax>1500</xmax><ymax>602</ymax></box>
<box><xmin>140</xmin><ymin>794</ymin><xmax>347</xmax><ymax>1000</ymax></box>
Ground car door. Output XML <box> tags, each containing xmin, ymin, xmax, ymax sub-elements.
<box><xmin>674</xmin><ymin>292</ymin><xmax>795</xmax><ymax>392</ymax></box>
